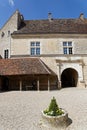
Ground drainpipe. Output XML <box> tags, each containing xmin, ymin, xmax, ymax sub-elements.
<box><xmin>9</xmin><ymin>31</ymin><xmax>11</xmax><ymax>58</ymax></box>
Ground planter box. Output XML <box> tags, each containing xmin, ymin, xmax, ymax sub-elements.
<box><xmin>42</xmin><ymin>109</ymin><xmax>68</xmax><ymax>129</ymax></box>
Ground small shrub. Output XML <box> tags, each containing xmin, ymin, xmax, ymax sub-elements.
<box><xmin>43</xmin><ymin>97</ymin><xmax>64</xmax><ymax>116</ymax></box>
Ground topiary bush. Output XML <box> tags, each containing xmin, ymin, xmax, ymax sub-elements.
<box><xmin>43</xmin><ymin>97</ymin><xmax>64</xmax><ymax>116</ymax></box>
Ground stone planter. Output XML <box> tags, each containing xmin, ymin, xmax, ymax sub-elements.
<box><xmin>42</xmin><ymin>109</ymin><xmax>68</xmax><ymax>129</ymax></box>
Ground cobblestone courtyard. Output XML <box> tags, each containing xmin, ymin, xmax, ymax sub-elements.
<box><xmin>0</xmin><ymin>88</ymin><xmax>87</xmax><ymax>130</ymax></box>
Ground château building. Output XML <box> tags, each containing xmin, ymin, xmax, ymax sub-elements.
<box><xmin>0</xmin><ymin>10</ymin><xmax>87</xmax><ymax>91</ymax></box>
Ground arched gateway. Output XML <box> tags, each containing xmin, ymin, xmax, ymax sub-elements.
<box><xmin>61</xmin><ymin>68</ymin><xmax>78</xmax><ymax>88</ymax></box>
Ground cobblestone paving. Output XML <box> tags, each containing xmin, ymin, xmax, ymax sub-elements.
<box><xmin>0</xmin><ymin>88</ymin><xmax>87</xmax><ymax>130</ymax></box>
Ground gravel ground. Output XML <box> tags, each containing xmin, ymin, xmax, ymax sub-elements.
<box><xmin>0</xmin><ymin>88</ymin><xmax>87</xmax><ymax>130</ymax></box>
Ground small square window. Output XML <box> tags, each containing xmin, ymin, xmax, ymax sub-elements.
<box><xmin>68</xmin><ymin>42</ymin><xmax>72</xmax><ymax>46</ymax></box>
<box><xmin>63</xmin><ymin>42</ymin><xmax>67</xmax><ymax>46</ymax></box>
<box><xmin>36</xmin><ymin>42</ymin><xmax>40</xmax><ymax>46</ymax></box>
<box><xmin>31</xmin><ymin>42</ymin><xmax>35</xmax><ymax>46</ymax></box>
<box><xmin>8</xmin><ymin>31</ymin><xmax>10</xmax><ymax>36</ymax></box>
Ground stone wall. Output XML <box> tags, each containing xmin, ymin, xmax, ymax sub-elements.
<box><xmin>11</xmin><ymin>35</ymin><xmax>87</xmax><ymax>56</ymax></box>
<box><xmin>1</xmin><ymin>10</ymin><xmax>87</xmax><ymax>88</ymax></box>
<box><xmin>0</xmin><ymin>10</ymin><xmax>21</xmax><ymax>58</ymax></box>
<box><xmin>10</xmin><ymin>35</ymin><xmax>87</xmax><ymax>87</ymax></box>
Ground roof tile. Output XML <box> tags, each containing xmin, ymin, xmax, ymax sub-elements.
<box><xmin>12</xmin><ymin>19</ymin><xmax>87</xmax><ymax>34</ymax></box>
<box><xmin>0</xmin><ymin>58</ymin><xmax>56</xmax><ymax>76</ymax></box>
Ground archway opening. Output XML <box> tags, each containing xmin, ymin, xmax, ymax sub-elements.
<box><xmin>61</xmin><ymin>68</ymin><xmax>78</xmax><ymax>88</ymax></box>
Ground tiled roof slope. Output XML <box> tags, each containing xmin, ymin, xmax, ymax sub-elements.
<box><xmin>12</xmin><ymin>18</ymin><xmax>87</xmax><ymax>35</ymax></box>
<box><xmin>0</xmin><ymin>58</ymin><xmax>56</xmax><ymax>76</ymax></box>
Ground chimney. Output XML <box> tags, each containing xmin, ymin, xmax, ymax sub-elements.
<box><xmin>79</xmin><ymin>13</ymin><xmax>84</xmax><ymax>20</ymax></box>
<box><xmin>20</xmin><ymin>15</ymin><xmax>24</xmax><ymax>21</ymax></box>
<box><xmin>48</xmin><ymin>12</ymin><xmax>53</xmax><ymax>21</ymax></box>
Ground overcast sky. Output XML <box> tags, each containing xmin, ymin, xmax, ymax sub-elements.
<box><xmin>0</xmin><ymin>0</ymin><xmax>87</xmax><ymax>28</ymax></box>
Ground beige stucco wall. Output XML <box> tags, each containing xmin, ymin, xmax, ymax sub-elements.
<box><xmin>11</xmin><ymin>36</ymin><xmax>87</xmax><ymax>55</ymax></box>
<box><xmin>0</xmin><ymin>10</ymin><xmax>20</xmax><ymax>58</ymax></box>
<box><xmin>11</xmin><ymin>38</ymin><xmax>59</xmax><ymax>55</ymax></box>
<box><xmin>11</xmin><ymin>35</ymin><xmax>87</xmax><ymax>88</ymax></box>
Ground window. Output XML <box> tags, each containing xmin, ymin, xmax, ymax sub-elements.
<box><xmin>8</xmin><ymin>31</ymin><xmax>10</xmax><ymax>37</ymax></box>
<box><xmin>63</xmin><ymin>48</ymin><xmax>67</xmax><ymax>54</ymax></box>
<box><xmin>1</xmin><ymin>32</ymin><xmax>5</xmax><ymax>38</ymax></box>
<box><xmin>4</xmin><ymin>49</ymin><xmax>9</xmax><ymax>59</ymax></box>
<box><xmin>30</xmin><ymin>42</ymin><xmax>40</xmax><ymax>55</ymax></box>
<box><xmin>63</xmin><ymin>41</ymin><xmax>73</xmax><ymax>54</ymax></box>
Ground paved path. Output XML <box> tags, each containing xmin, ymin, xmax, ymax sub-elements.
<box><xmin>0</xmin><ymin>88</ymin><xmax>87</xmax><ymax>130</ymax></box>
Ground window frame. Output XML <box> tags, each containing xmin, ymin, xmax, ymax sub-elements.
<box><xmin>4</xmin><ymin>49</ymin><xmax>9</xmax><ymax>59</ymax></box>
<box><xmin>63</xmin><ymin>41</ymin><xmax>73</xmax><ymax>54</ymax></box>
<box><xmin>30</xmin><ymin>41</ymin><xmax>40</xmax><ymax>56</ymax></box>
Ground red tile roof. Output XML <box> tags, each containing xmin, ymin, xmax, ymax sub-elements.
<box><xmin>0</xmin><ymin>58</ymin><xmax>56</xmax><ymax>76</ymax></box>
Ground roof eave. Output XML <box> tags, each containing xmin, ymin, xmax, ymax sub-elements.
<box><xmin>11</xmin><ymin>32</ymin><xmax>87</xmax><ymax>38</ymax></box>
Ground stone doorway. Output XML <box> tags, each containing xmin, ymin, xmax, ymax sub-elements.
<box><xmin>61</xmin><ymin>68</ymin><xmax>78</xmax><ymax>88</ymax></box>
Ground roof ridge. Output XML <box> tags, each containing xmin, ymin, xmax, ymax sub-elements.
<box><xmin>39</xmin><ymin>59</ymin><xmax>51</xmax><ymax>74</ymax></box>
<box><xmin>24</xmin><ymin>18</ymin><xmax>79</xmax><ymax>22</ymax></box>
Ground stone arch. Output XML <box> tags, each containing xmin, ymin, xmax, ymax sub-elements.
<box><xmin>61</xmin><ymin>68</ymin><xmax>78</xmax><ymax>88</ymax></box>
